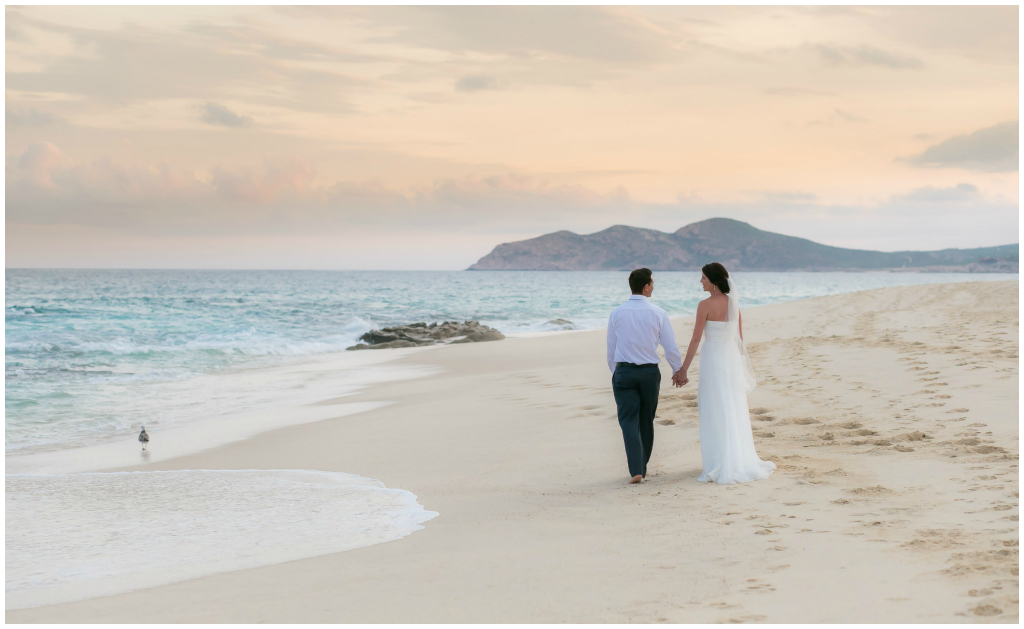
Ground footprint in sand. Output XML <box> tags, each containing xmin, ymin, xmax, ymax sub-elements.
<box><xmin>726</xmin><ymin>614</ymin><xmax>767</xmax><ymax>622</ymax></box>
<box><xmin>743</xmin><ymin>578</ymin><xmax>776</xmax><ymax>592</ymax></box>
<box><xmin>970</xmin><ymin>604</ymin><xmax>1003</xmax><ymax>616</ymax></box>
<box><xmin>847</xmin><ymin>486</ymin><xmax>892</xmax><ymax>496</ymax></box>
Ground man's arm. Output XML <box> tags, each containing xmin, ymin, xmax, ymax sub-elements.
<box><xmin>607</xmin><ymin>310</ymin><xmax>618</xmax><ymax>373</ymax></box>
<box><xmin>659</xmin><ymin>310</ymin><xmax>683</xmax><ymax>374</ymax></box>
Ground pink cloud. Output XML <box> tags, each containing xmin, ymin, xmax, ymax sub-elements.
<box><xmin>15</xmin><ymin>142</ymin><xmax>65</xmax><ymax>188</ymax></box>
<box><xmin>211</xmin><ymin>158</ymin><xmax>318</xmax><ymax>204</ymax></box>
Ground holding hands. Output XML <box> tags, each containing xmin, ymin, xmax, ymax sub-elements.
<box><xmin>672</xmin><ymin>370</ymin><xmax>688</xmax><ymax>387</ymax></box>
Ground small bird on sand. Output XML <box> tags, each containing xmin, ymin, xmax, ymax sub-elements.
<box><xmin>138</xmin><ymin>426</ymin><xmax>149</xmax><ymax>451</ymax></box>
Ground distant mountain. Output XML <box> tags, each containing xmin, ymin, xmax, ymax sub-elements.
<box><xmin>468</xmin><ymin>218</ymin><xmax>1019</xmax><ymax>272</ymax></box>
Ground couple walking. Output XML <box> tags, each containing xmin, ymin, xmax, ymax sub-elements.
<box><xmin>606</xmin><ymin>264</ymin><xmax>775</xmax><ymax>485</ymax></box>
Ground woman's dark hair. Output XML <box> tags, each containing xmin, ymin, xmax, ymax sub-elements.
<box><xmin>628</xmin><ymin>267</ymin><xmax>653</xmax><ymax>294</ymax></box>
<box><xmin>701</xmin><ymin>262</ymin><xmax>730</xmax><ymax>294</ymax></box>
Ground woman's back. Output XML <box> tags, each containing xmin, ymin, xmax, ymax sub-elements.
<box><xmin>702</xmin><ymin>293</ymin><xmax>729</xmax><ymax>322</ymax></box>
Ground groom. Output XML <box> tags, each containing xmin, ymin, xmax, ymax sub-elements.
<box><xmin>607</xmin><ymin>268</ymin><xmax>684</xmax><ymax>484</ymax></box>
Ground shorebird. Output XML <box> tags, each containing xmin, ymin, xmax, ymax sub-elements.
<box><xmin>138</xmin><ymin>426</ymin><xmax>149</xmax><ymax>451</ymax></box>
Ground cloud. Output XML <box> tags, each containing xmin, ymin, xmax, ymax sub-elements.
<box><xmin>361</xmin><ymin>6</ymin><xmax>681</xmax><ymax>65</ymax></box>
<box><xmin>849</xmin><ymin>6</ymin><xmax>1018</xmax><ymax>66</ymax></box>
<box><xmin>212</xmin><ymin>159</ymin><xmax>316</xmax><ymax>203</ymax></box>
<box><xmin>4</xmin><ymin>143</ymin><xmax>634</xmax><ymax>235</ymax></box>
<box><xmin>7</xmin><ymin>145</ymin><xmax>320</xmax><ymax>214</ymax></box>
<box><xmin>832</xmin><ymin>109</ymin><xmax>867</xmax><ymax>123</ymax></box>
<box><xmin>15</xmin><ymin>141</ymin><xmax>66</xmax><ymax>187</ymax></box>
<box><xmin>6</xmin><ymin>107</ymin><xmax>63</xmax><ymax>128</ymax></box>
<box><xmin>807</xmin><ymin>43</ymin><xmax>924</xmax><ymax>69</ymax></box>
<box><xmin>895</xmin><ymin>183</ymin><xmax>979</xmax><ymax>203</ymax></box>
<box><xmin>454</xmin><ymin>75</ymin><xmax>503</xmax><ymax>92</ymax></box>
<box><xmin>201</xmin><ymin>102</ymin><xmax>253</xmax><ymax>128</ymax></box>
<box><xmin>6</xmin><ymin>11</ymin><xmax>365</xmax><ymax>114</ymax></box>
<box><xmin>903</xmin><ymin>121</ymin><xmax>1019</xmax><ymax>172</ymax></box>
<box><xmin>762</xmin><ymin>87</ymin><xmax>834</xmax><ymax>97</ymax></box>
<box><xmin>808</xmin><ymin>108</ymin><xmax>869</xmax><ymax>126</ymax></box>
<box><xmin>761</xmin><ymin>191</ymin><xmax>818</xmax><ymax>202</ymax></box>
<box><xmin>6</xmin><ymin>142</ymin><xmax>213</xmax><ymax>229</ymax></box>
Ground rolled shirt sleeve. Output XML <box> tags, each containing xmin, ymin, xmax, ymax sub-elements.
<box><xmin>659</xmin><ymin>311</ymin><xmax>683</xmax><ymax>373</ymax></box>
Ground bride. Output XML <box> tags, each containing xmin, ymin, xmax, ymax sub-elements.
<box><xmin>673</xmin><ymin>263</ymin><xmax>775</xmax><ymax>484</ymax></box>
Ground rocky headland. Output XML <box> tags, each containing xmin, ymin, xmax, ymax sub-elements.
<box><xmin>468</xmin><ymin>217</ymin><xmax>1019</xmax><ymax>272</ymax></box>
<box><xmin>347</xmin><ymin>321</ymin><xmax>505</xmax><ymax>350</ymax></box>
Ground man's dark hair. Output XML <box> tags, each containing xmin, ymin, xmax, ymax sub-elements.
<box><xmin>628</xmin><ymin>268</ymin><xmax>653</xmax><ymax>294</ymax></box>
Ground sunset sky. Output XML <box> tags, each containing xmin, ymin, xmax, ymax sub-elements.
<box><xmin>6</xmin><ymin>6</ymin><xmax>1019</xmax><ymax>269</ymax></box>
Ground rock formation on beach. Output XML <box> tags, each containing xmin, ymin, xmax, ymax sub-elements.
<box><xmin>347</xmin><ymin>321</ymin><xmax>505</xmax><ymax>350</ymax></box>
<box><xmin>468</xmin><ymin>217</ymin><xmax>1020</xmax><ymax>272</ymax></box>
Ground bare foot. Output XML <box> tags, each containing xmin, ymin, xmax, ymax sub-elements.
<box><xmin>629</xmin><ymin>475</ymin><xmax>643</xmax><ymax>484</ymax></box>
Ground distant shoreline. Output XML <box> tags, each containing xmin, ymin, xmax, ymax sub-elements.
<box><xmin>466</xmin><ymin>267</ymin><xmax>1019</xmax><ymax>273</ymax></box>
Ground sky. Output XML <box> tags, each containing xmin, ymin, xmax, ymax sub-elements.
<box><xmin>5</xmin><ymin>5</ymin><xmax>1019</xmax><ymax>269</ymax></box>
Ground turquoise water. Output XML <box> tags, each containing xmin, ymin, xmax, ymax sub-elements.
<box><xmin>6</xmin><ymin>269</ymin><xmax>1016</xmax><ymax>455</ymax></box>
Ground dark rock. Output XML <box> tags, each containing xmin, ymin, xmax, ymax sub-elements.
<box><xmin>360</xmin><ymin>331</ymin><xmax>399</xmax><ymax>344</ymax></box>
<box><xmin>349</xmin><ymin>320</ymin><xmax>505</xmax><ymax>350</ymax></box>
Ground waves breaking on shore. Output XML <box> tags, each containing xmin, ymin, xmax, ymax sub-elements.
<box><xmin>5</xmin><ymin>469</ymin><xmax>438</xmax><ymax>610</ymax></box>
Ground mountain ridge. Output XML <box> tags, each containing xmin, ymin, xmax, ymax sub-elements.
<box><xmin>468</xmin><ymin>218</ymin><xmax>1019</xmax><ymax>272</ymax></box>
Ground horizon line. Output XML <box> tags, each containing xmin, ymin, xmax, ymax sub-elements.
<box><xmin>6</xmin><ymin>267</ymin><xmax>1021</xmax><ymax>273</ymax></box>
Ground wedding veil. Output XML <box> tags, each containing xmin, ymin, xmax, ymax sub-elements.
<box><xmin>726</xmin><ymin>277</ymin><xmax>757</xmax><ymax>394</ymax></box>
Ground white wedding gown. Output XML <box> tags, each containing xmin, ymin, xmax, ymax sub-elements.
<box><xmin>696</xmin><ymin>319</ymin><xmax>776</xmax><ymax>484</ymax></box>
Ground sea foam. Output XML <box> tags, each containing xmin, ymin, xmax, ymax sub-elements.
<box><xmin>5</xmin><ymin>469</ymin><xmax>438</xmax><ymax>610</ymax></box>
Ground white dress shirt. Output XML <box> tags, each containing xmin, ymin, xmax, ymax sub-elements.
<box><xmin>606</xmin><ymin>295</ymin><xmax>684</xmax><ymax>373</ymax></box>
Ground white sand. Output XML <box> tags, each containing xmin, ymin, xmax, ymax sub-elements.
<box><xmin>8</xmin><ymin>281</ymin><xmax>1018</xmax><ymax>623</ymax></box>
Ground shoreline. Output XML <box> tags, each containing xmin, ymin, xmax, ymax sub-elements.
<box><xmin>5</xmin><ymin>347</ymin><xmax>438</xmax><ymax>475</ymax></box>
<box><xmin>7</xmin><ymin>280</ymin><xmax>1019</xmax><ymax>622</ymax></box>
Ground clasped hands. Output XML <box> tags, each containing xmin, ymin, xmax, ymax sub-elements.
<box><xmin>672</xmin><ymin>369</ymin><xmax>689</xmax><ymax>387</ymax></box>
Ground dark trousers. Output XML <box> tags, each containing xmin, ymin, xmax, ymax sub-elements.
<box><xmin>612</xmin><ymin>363</ymin><xmax>661</xmax><ymax>478</ymax></box>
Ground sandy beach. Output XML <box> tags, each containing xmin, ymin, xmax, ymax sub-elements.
<box><xmin>8</xmin><ymin>280</ymin><xmax>1018</xmax><ymax>623</ymax></box>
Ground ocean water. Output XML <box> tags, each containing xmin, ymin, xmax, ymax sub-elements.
<box><xmin>6</xmin><ymin>269</ymin><xmax>1017</xmax><ymax>458</ymax></box>
<box><xmin>6</xmin><ymin>469</ymin><xmax>438</xmax><ymax>609</ymax></box>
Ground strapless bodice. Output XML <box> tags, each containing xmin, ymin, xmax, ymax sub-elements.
<box><xmin>703</xmin><ymin>320</ymin><xmax>729</xmax><ymax>342</ymax></box>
